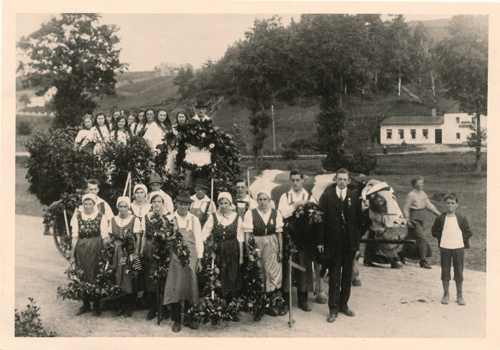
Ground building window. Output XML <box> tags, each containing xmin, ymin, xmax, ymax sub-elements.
<box><xmin>398</xmin><ymin>129</ymin><xmax>404</xmax><ymax>139</ymax></box>
<box><xmin>423</xmin><ymin>129</ymin><xmax>428</xmax><ymax>139</ymax></box>
<box><xmin>386</xmin><ymin>129</ymin><xmax>392</xmax><ymax>139</ymax></box>
<box><xmin>456</xmin><ymin>117</ymin><xmax>460</xmax><ymax>124</ymax></box>
<box><xmin>456</xmin><ymin>133</ymin><xmax>460</xmax><ymax>139</ymax></box>
<box><xmin>410</xmin><ymin>129</ymin><xmax>416</xmax><ymax>139</ymax></box>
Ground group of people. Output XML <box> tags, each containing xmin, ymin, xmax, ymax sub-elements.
<box><xmin>73</xmin><ymin>100</ymin><xmax>211</xmax><ymax>154</ymax></box>
<box><xmin>68</xmin><ymin>165</ymin><xmax>473</xmax><ymax>333</ymax></box>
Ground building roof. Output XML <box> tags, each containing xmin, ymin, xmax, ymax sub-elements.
<box><xmin>380</xmin><ymin>116</ymin><xmax>444</xmax><ymax>126</ymax></box>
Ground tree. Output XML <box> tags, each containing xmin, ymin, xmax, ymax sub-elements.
<box><xmin>437</xmin><ymin>15</ymin><xmax>488</xmax><ymax>171</ymax></box>
<box><xmin>173</xmin><ymin>66</ymin><xmax>194</xmax><ymax>99</ymax></box>
<box><xmin>17</xmin><ymin>14</ymin><xmax>127</xmax><ymax>128</ymax></box>
<box><xmin>315</xmin><ymin>104</ymin><xmax>347</xmax><ymax>171</ymax></box>
<box><xmin>18</xmin><ymin>93</ymin><xmax>31</xmax><ymax>106</ymax></box>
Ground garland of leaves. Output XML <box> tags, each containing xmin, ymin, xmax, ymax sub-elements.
<box><xmin>110</xmin><ymin>225</ymin><xmax>142</xmax><ymax>278</ymax></box>
<box><xmin>284</xmin><ymin>202</ymin><xmax>323</xmax><ymax>259</ymax></box>
<box><xmin>57</xmin><ymin>240</ymin><xmax>123</xmax><ymax>301</ymax></box>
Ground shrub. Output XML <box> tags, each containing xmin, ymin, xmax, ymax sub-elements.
<box><xmin>17</xmin><ymin>120</ymin><xmax>33</xmax><ymax>136</ymax></box>
<box><xmin>347</xmin><ymin>147</ymin><xmax>377</xmax><ymax>175</ymax></box>
<box><xmin>281</xmin><ymin>148</ymin><xmax>299</xmax><ymax>160</ymax></box>
<box><xmin>15</xmin><ymin>298</ymin><xmax>57</xmax><ymax>337</ymax></box>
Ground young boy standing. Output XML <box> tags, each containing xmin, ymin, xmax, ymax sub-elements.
<box><xmin>431</xmin><ymin>193</ymin><xmax>473</xmax><ymax>306</ymax></box>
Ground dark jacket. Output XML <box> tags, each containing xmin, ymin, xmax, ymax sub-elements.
<box><xmin>431</xmin><ymin>212</ymin><xmax>473</xmax><ymax>249</ymax></box>
<box><xmin>318</xmin><ymin>185</ymin><xmax>370</xmax><ymax>254</ymax></box>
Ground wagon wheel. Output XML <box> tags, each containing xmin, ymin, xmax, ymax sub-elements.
<box><xmin>52</xmin><ymin>210</ymin><xmax>74</xmax><ymax>260</ymax></box>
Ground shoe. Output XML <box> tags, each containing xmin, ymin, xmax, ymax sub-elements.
<box><xmin>420</xmin><ymin>260</ymin><xmax>432</xmax><ymax>269</ymax></box>
<box><xmin>298</xmin><ymin>302</ymin><xmax>312</xmax><ymax>312</ymax></box>
<box><xmin>113</xmin><ymin>308</ymin><xmax>125</xmax><ymax>317</ymax></box>
<box><xmin>340</xmin><ymin>307</ymin><xmax>355</xmax><ymax>317</ymax></box>
<box><xmin>172</xmin><ymin>321</ymin><xmax>181</xmax><ymax>333</ymax></box>
<box><xmin>278</xmin><ymin>305</ymin><xmax>289</xmax><ymax>316</ymax></box>
<box><xmin>363</xmin><ymin>261</ymin><xmax>376</xmax><ymax>267</ymax></box>
<box><xmin>265</xmin><ymin>308</ymin><xmax>278</xmax><ymax>317</ymax></box>
<box><xmin>188</xmin><ymin>321</ymin><xmax>200</xmax><ymax>330</ymax></box>
<box><xmin>146</xmin><ymin>308</ymin><xmax>156</xmax><ymax>320</ymax></box>
<box><xmin>397</xmin><ymin>252</ymin><xmax>406</xmax><ymax>265</ymax></box>
<box><xmin>76</xmin><ymin>306</ymin><xmax>90</xmax><ymax>316</ymax></box>
<box><xmin>254</xmin><ymin>311</ymin><xmax>263</xmax><ymax>322</ymax></box>
<box><xmin>391</xmin><ymin>262</ymin><xmax>403</xmax><ymax>269</ymax></box>
<box><xmin>92</xmin><ymin>308</ymin><xmax>101</xmax><ymax>317</ymax></box>
<box><xmin>457</xmin><ymin>293</ymin><xmax>466</xmax><ymax>306</ymax></box>
<box><xmin>327</xmin><ymin>313</ymin><xmax>337</xmax><ymax>323</ymax></box>
<box><xmin>441</xmin><ymin>294</ymin><xmax>449</xmax><ymax>305</ymax></box>
<box><xmin>352</xmin><ymin>279</ymin><xmax>362</xmax><ymax>287</ymax></box>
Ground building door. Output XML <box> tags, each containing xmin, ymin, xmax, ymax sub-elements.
<box><xmin>435</xmin><ymin>129</ymin><xmax>442</xmax><ymax>144</ymax></box>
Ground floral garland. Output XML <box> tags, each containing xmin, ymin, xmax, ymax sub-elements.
<box><xmin>148</xmin><ymin>213</ymin><xmax>190</xmax><ymax>284</ymax></box>
<box><xmin>284</xmin><ymin>202</ymin><xmax>323</xmax><ymax>258</ymax></box>
<box><xmin>110</xmin><ymin>226</ymin><xmax>142</xmax><ymax>277</ymax></box>
<box><xmin>43</xmin><ymin>191</ymin><xmax>83</xmax><ymax>226</ymax></box>
<box><xmin>57</xmin><ymin>240</ymin><xmax>123</xmax><ymax>301</ymax></box>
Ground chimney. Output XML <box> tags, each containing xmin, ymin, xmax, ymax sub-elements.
<box><xmin>431</xmin><ymin>108</ymin><xmax>436</xmax><ymax>117</ymax></box>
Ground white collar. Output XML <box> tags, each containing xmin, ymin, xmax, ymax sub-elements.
<box><xmin>191</xmin><ymin>194</ymin><xmax>210</xmax><ymax>202</ymax></box>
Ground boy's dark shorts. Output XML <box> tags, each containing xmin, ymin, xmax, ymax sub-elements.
<box><xmin>440</xmin><ymin>248</ymin><xmax>464</xmax><ymax>282</ymax></box>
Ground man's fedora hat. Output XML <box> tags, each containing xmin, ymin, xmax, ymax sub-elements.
<box><xmin>194</xmin><ymin>100</ymin><xmax>209</xmax><ymax>108</ymax></box>
<box><xmin>176</xmin><ymin>190</ymin><xmax>193</xmax><ymax>203</ymax></box>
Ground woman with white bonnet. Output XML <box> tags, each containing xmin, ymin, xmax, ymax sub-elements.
<box><xmin>202</xmin><ymin>192</ymin><xmax>244</xmax><ymax>318</ymax></box>
<box><xmin>69</xmin><ymin>193</ymin><xmax>109</xmax><ymax>316</ymax></box>
<box><xmin>243</xmin><ymin>188</ymin><xmax>284</xmax><ymax>322</ymax></box>
<box><xmin>110</xmin><ymin>196</ymin><xmax>142</xmax><ymax>318</ymax></box>
<box><xmin>130</xmin><ymin>184</ymin><xmax>151</xmax><ymax>224</ymax></box>
<box><xmin>142</xmin><ymin>191</ymin><xmax>169</xmax><ymax>321</ymax></box>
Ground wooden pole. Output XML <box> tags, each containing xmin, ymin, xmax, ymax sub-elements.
<box><xmin>271</xmin><ymin>105</ymin><xmax>276</xmax><ymax>161</ymax></box>
<box><xmin>288</xmin><ymin>253</ymin><xmax>293</xmax><ymax>328</ymax></box>
<box><xmin>210</xmin><ymin>178</ymin><xmax>215</xmax><ymax>300</ymax></box>
<box><xmin>123</xmin><ymin>172</ymin><xmax>131</xmax><ymax>197</ymax></box>
<box><xmin>63</xmin><ymin>209</ymin><xmax>71</xmax><ymax>239</ymax></box>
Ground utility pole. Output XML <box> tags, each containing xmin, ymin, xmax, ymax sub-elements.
<box><xmin>271</xmin><ymin>105</ymin><xmax>276</xmax><ymax>160</ymax></box>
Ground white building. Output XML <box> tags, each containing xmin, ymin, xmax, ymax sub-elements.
<box><xmin>380</xmin><ymin>112</ymin><xmax>487</xmax><ymax>145</ymax></box>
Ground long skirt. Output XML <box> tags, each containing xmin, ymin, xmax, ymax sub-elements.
<box><xmin>283</xmin><ymin>249</ymin><xmax>314</xmax><ymax>293</ymax></box>
<box><xmin>142</xmin><ymin>238</ymin><xmax>158</xmax><ymax>293</ymax></box>
<box><xmin>216</xmin><ymin>238</ymin><xmax>242</xmax><ymax>293</ymax></box>
<box><xmin>75</xmin><ymin>236</ymin><xmax>103</xmax><ymax>283</ymax></box>
<box><xmin>364</xmin><ymin>227</ymin><xmax>405</xmax><ymax>264</ymax></box>
<box><xmin>401</xmin><ymin>209</ymin><xmax>432</xmax><ymax>260</ymax></box>
<box><xmin>163</xmin><ymin>242</ymin><xmax>199</xmax><ymax>305</ymax></box>
<box><xmin>114</xmin><ymin>239</ymin><xmax>134</xmax><ymax>294</ymax></box>
<box><xmin>254</xmin><ymin>234</ymin><xmax>282</xmax><ymax>293</ymax></box>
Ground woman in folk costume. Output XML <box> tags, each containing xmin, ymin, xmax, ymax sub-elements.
<box><xmin>164</xmin><ymin>191</ymin><xmax>204</xmax><ymax>333</ymax></box>
<box><xmin>243</xmin><ymin>188</ymin><xmax>284</xmax><ymax>321</ymax></box>
<box><xmin>141</xmin><ymin>191</ymin><xmax>168</xmax><ymax>321</ymax></box>
<box><xmin>110</xmin><ymin>197</ymin><xmax>142</xmax><ymax>318</ymax></box>
<box><xmin>112</xmin><ymin>115</ymin><xmax>133</xmax><ymax>145</ymax></box>
<box><xmin>202</xmin><ymin>192</ymin><xmax>244</xmax><ymax>318</ymax></box>
<box><xmin>189</xmin><ymin>178</ymin><xmax>216</xmax><ymax>228</ymax></box>
<box><xmin>146</xmin><ymin>171</ymin><xmax>174</xmax><ymax>215</ymax></box>
<box><xmin>91</xmin><ymin>111</ymin><xmax>111</xmax><ymax>155</ymax></box>
<box><xmin>74</xmin><ymin>114</ymin><xmax>94</xmax><ymax>151</ymax></box>
<box><xmin>130</xmin><ymin>184</ymin><xmax>151</xmax><ymax>224</ymax></box>
<box><xmin>132</xmin><ymin>110</ymin><xmax>146</xmax><ymax>136</ymax></box>
<box><xmin>127</xmin><ymin>112</ymin><xmax>137</xmax><ymax>132</ymax></box>
<box><xmin>69</xmin><ymin>194</ymin><xmax>110</xmax><ymax>316</ymax></box>
<box><xmin>143</xmin><ymin>107</ymin><xmax>164</xmax><ymax>153</ymax></box>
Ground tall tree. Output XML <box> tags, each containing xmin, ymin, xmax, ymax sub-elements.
<box><xmin>437</xmin><ymin>15</ymin><xmax>488</xmax><ymax>171</ymax></box>
<box><xmin>17</xmin><ymin>14</ymin><xmax>127</xmax><ymax>128</ymax></box>
<box><xmin>173</xmin><ymin>66</ymin><xmax>194</xmax><ymax>99</ymax></box>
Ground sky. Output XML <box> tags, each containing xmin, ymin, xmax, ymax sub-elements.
<box><xmin>16</xmin><ymin>13</ymin><xmax>453</xmax><ymax>72</ymax></box>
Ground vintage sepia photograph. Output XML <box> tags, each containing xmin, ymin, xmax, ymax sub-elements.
<box><xmin>2</xmin><ymin>1</ymin><xmax>498</xmax><ymax>349</ymax></box>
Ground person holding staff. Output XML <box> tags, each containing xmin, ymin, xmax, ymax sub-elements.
<box><xmin>399</xmin><ymin>176</ymin><xmax>441</xmax><ymax>269</ymax></box>
<box><xmin>202</xmin><ymin>192</ymin><xmax>244</xmax><ymax>316</ymax></box>
<box><xmin>110</xmin><ymin>196</ymin><xmax>142</xmax><ymax>317</ymax></box>
<box><xmin>69</xmin><ymin>194</ymin><xmax>109</xmax><ymax>316</ymax></box>
<box><xmin>243</xmin><ymin>188</ymin><xmax>284</xmax><ymax>321</ymax></box>
<box><xmin>164</xmin><ymin>191</ymin><xmax>204</xmax><ymax>333</ymax></box>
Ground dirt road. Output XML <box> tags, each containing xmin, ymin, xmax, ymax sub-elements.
<box><xmin>15</xmin><ymin>215</ymin><xmax>485</xmax><ymax>338</ymax></box>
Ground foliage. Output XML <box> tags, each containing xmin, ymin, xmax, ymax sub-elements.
<box><xmin>346</xmin><ymin>147</ymin><xmax>378</xmax><ymax>175</ymax></box>
<box><xmin>17</xmin><ymin>14</ymin><xmax>127</xmax><ymax>128</ymax></box>
<box><xmin>315</xmin><ymin>104</ymin><xmax>347</xmax><ymax>171</ymax></box>
<box><xmin>281</xmin><ymin>148</ymin><xmax>299</xmax><ymax>160</ymax></box>
<box><xmin>15</xmin><ymin>298</ymin><xmax>57</xmax><ymax>337</ymax></box>
<box><xmin>173</xmin><ymin>66</ymin><xmax>194</xmax><ymax>99</ymax></box>
<box><xmin>17</xmin><ymin>120</ymin><xmax>33</xmax><ymax>136</ymax></box>
<box><xmin>249</xmin><ymin>110</ymin><xmax>272</xmax><ymax>163</ymax></box>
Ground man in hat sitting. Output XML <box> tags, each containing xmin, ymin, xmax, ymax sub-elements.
<box><xmin>146</xmin><ymin>171</ymin><xmax>174</xmax><ymax>215</ymax></box>
<box><xmin>192</xmin><ymin>100</ymin><xmax>211</xmax><ymax>122</ymax></box>
<box><xmin>189</xmin><ymin>178</ymin><xmax>216</xmax><ymax>227</ymax></box>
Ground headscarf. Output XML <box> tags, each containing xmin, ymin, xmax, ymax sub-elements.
<box><xmin>149</xmin><ymin>191</ymin><xmax>165</xmax><ymax>204</ymax></box>
<box><xmin>82</xmin><ymin>193</ymin><xmax>97</xmax><ymax>204</ymax></box>
<box><xmin>256</xmin><ymin>188</ymin><xmax>272</xmax><ymax>200</ymax></box>
<box><xmin>116</xmin><ymin>196</ymin><xmax>131</xmax><ymax>209</ymax></box>
<box><xmin>217</xmin><ymin>192</ymin><xmax>233</xmax><ymax>205</ymax></box>
<box><xmin>133</xmin><ymin>184</ymin><xmax>148</xmax><ymax>195</ymax></box>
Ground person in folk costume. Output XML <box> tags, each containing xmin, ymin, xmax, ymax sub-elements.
<box><xmin>146</xmin><ymin>171</ymin><xmax>174</xmax><ymax>215</ymax></box>
<box><xmin>113</xmin><ymin>115</ymin><xmax>134</xmax><ymax>145</ymax></box>
<box><xmin>164</xmin><ymin>191</ymin><xmax>204</xmax><ymax>333</ymax></box>
<box><xmin>172</xmin><ymin>109</ymin><xmax>191</xmax><ymax>130</ymax></box>
<box><xmin>233</xmin><ymin>178</ymin><xmax>258</xmax><ymax>219</ymax></box>
<box><xmin>141</xmin><ymin>191</ymin><xmax>170</xmax><ymax>321</ymax></box>
<box><xmin>189</xmin><ymin>178</ymin><xmax>216</xmax><ymax>227</ymax></box>
<box><xmin>143</xmin><ymin>107</ymin><xmax>164</xmax><ymax>153</ymax></box>
<box><xmin>132</xmin><ymin>110</ymin><xmax>146</xmax><ymax>136</ymax></box>
<box><xmin>156</xmin><ymin>107</ymin><xmax>173</xmax><ymax>134</ymax></box>
<box><xmin>243</xmin><ymin>188</ymin><xmax>285</xmax><ymax>322</ymax></box>
<box><xmin>201</xmin><ymin>192</ymin><xmax>244</xmax><ymax>321</ymax></box>
<box><xmin>278</xmin><ymin>169</ymin><xmax>317</xmax><ymax>314</ymax></box>
<box><xmin>69</xmin><ymin>194</ymin><xmax>110</xmax><ymax>316</ymax></box>
<box><xmin>108</xmin><ymin>109</ymin><xmax>121</xmax><ymax>131</ymax></box>
<box><xmin>74</xmin><ymin>114</ymin><xmax>94</xmax><ymax>151</ymax></box>
<box><xmin>192</xmin><ymin>100</ymin><xmax>211</xmax><ymax>121</ymax></box>
<box><xmin>130</xmin><ymin>184</ymin><xmax>151</xmax><ymax>225</ymax></box>
<box><xmin>72</xmin><ymin>179</ymin><xmax>114</xmax><ymax>226</ymax></box>
<box><xmin>127</xmin><ymin>112</ymin><xmax>137</xmax><ymax>132</ymax></box>
<box><xmin>91</xmin><ymin>111</ymin><xmax>111</xmax><ymax>156</ymax></box>
<box><xmin>110</xmin><ymin>196</ymin><xmax>142</xmax><ymax>318</ymax></box>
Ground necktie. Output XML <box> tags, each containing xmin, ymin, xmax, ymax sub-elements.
<box><xmin>340</xmin><ymin>190</ymin><xmax>344</xmax><ymax>202</ymax></box>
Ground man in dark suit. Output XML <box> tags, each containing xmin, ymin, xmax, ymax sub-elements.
<box><xmin>317</xmin><ymin>169</ymin><xmax>370</xmax><ymax>323</ymax></box>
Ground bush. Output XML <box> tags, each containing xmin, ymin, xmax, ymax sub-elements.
<box><xmin>15</xmin><ymin>298</ymin><xmax>57</xmax><ymax>337</ymax></box>
<box><xmin>281</xmin><ymin>148</ymin><xmax>299</xmax><ymax>160</ymax></box>
<box><xmin>322</xmin><ymin>147</ymin><xmax>377</xmax><ymax>175</ymax></box>
<box><xmin>17</xmin><ymin>120</ymin><xmax>33</xmax><ymax>136</ymax></box>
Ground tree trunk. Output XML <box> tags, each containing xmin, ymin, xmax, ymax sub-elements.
<box><xmin>398</xmin><ymin>74</ymin><xmax>401</xmax><ymax>97</ymax></box>
<box><xmin>475</xmin><ymin>113</ymin><xmax>482</xmax><ymax>172</ymax></box>
<box><xmin>339</xmin><ymin>74</ymin><xmax>343</xmax><ymax>108</ymax></box>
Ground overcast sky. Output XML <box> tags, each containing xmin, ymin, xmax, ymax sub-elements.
<box><xmin>17</xmin><ymin>13</ymin><xmax>453</xmax><ymax>72</ymax></box>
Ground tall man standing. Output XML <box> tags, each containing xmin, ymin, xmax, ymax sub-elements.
<box><xmin>278</xmin><ymin>169</ymin><xmax>317</xmax><ymax>313</ymax></box>
<box><xmin>317</xmin><ymin>169</ymin><xmax>370</xmax><ymax>323</ymax></box>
